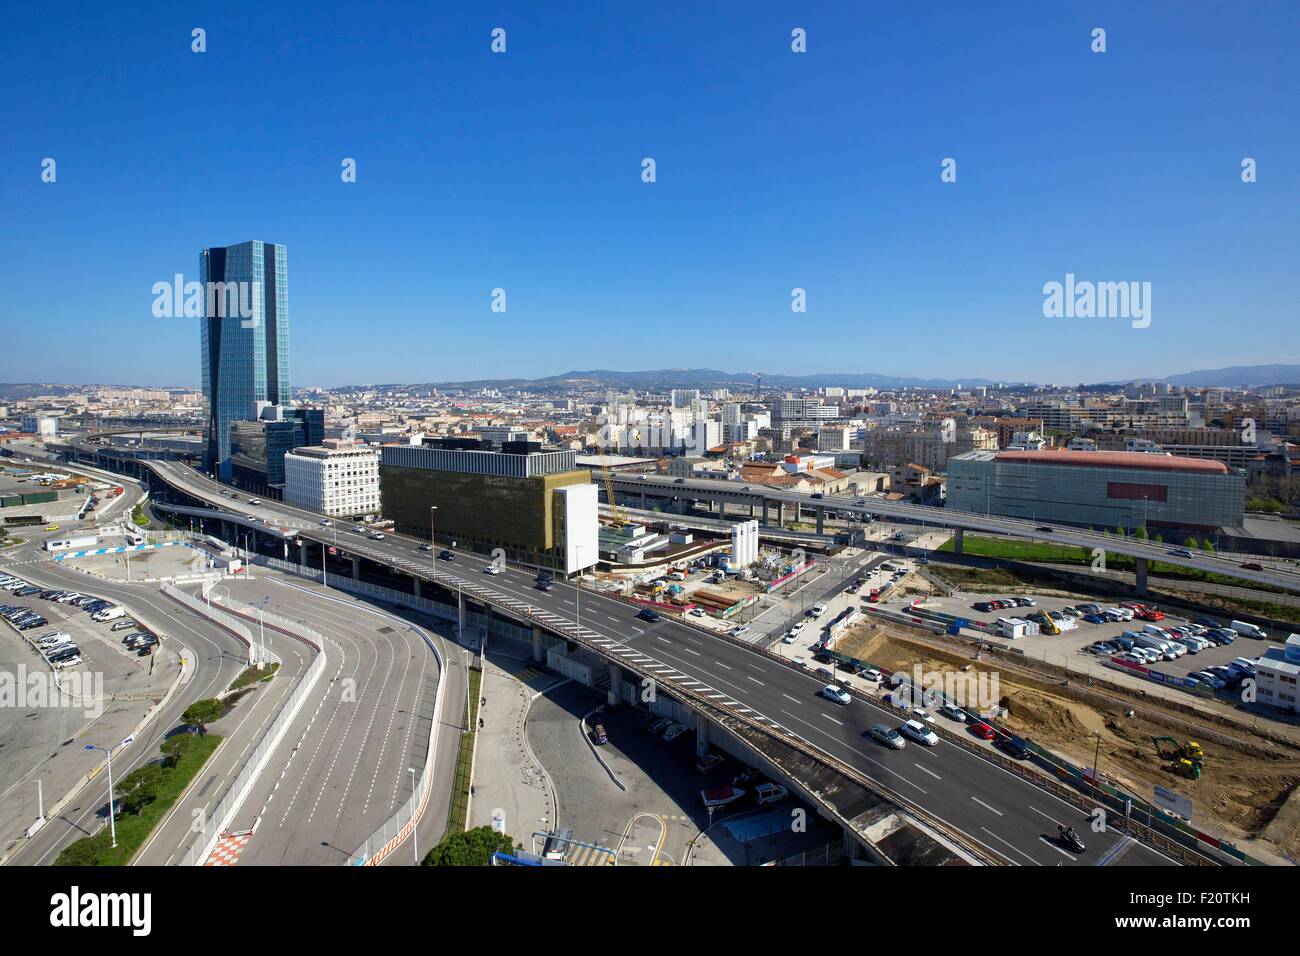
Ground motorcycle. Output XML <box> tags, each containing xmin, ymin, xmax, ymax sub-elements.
<box><xmin>1058</xmin><ymin>824</ymin><xmax>1086</xmax><ymax>854</ymax></box>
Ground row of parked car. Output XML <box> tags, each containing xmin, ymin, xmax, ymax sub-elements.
<box><xmin>971</xmin><ymin>596</ymin><xmax>1038</xmax><ymax>613</ymax></box>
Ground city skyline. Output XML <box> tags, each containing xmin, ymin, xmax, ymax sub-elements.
<box><xmin>3</xmin><ymin>1</ymin><xmax>1297</xmax><ymax>387</ymax></box>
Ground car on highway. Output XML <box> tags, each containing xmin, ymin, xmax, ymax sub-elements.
<box><xmin>438</xmin><ymin>550</ymin><xmax>455</xmax><ymax>561</ymax></box>
<box><xmin>637</xmin><ymin>608</ymin><xmax>661</xmax><ymax>623</ymax></box>
<box><xmin>418</xmin><ymin>543</ymin><xmax>433</xmax><ymax>551</ymax></box>
<box><xmin>937</xmin><ymin>703</ymin><xmax>967</xmax><ymax>722</ymax></box>
<box><xmin>867</xmin><ymin>723</ymin><xmax>906</xmax><ymax>749</ymax></box>
<box><xmin>1167</xmin><ymin>548</ymin><xmax>1193</xmax><ymax>558</ymax></box>
<box><xmin>900</xmin><ymin>719</ymin><xmax>938</xmax><ymax>746</ymax></box>
<box><xmin>483</xmin><ymin>565</ymin><xmax>501</xmax><ymax>575</ymax></box>
<box><xmin>1240</xmin><ymin>562</ymin><xmax>1264</xmax><ymax>572</ymax></box>
<box><xmin>320</xmin><ymin>518</ymin><xmax>332</xmax><ymax>527</ymax></box>
<box><xmin>368</xmin><ymin>531</ymin><xmax>385</xmax><ymax>540</ymax></box>
<box><xmin>996</xmin><ymin>734</ymin><xmax>1032</xmax><ymax>760</ymax></box>
<box><xmin>1036</xmin><ymin>526</ymin><xmax>1054</xmax><ymax>533</ymax></box>
<box><xmin>969</xmin><ymin>722</ymin><xmax>996</xmax><ymax>741</ymax></box>
<box><xmin>819</xmin><ymin>683</ymin><xmax>851</xmax><ymax>705</ymax></box>
<box><xmin>249</xmin><ymin>498</ymin><xmax>262</xmax><ymax>505</ymax></box>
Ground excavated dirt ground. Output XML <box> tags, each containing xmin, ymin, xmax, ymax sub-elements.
<box><xmin>835</xmin><ymin>624</ymin><xmax>1300</xmax><ymax>860</ymax></box>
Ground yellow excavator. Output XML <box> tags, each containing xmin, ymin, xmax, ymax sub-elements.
<box><xmin>1152</xmin><ymin>736</ymin><xmax>1206</xmax><ymax>779</ymax></box>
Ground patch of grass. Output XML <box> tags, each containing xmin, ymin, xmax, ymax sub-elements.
<box><xmin>55</xmin><ymin>732</ymin><xmax>222</xmax><ymax>866</ymax></box>
<box><xmin>229</xmin><ymin>661</ymin><xmax>279</xmax><ymax>692</ymax></box>
<box><xmin>131</xmin><ymin>503</ymin><xmax>149</xmax><ymax>527</ymax></box>
<box><xmin>938</xmin><ymin>534</ymin><xmax>1283</xmax><ymax>593</ymax></box>
<box><xmin>445</xmin><ymin>667</ymin><xmax>482</xmax><ymax>835</ymax></box>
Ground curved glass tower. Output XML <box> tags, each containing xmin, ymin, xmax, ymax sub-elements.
<box><xmin>199</xmin><ymin>240</ymin><xmax>291</xmax><ymax>479</ymax></box>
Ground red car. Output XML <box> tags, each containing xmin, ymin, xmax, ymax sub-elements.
<box><xmin>1136</xmin><ymin>609</ymin><xmax>1165</xmax><ymax>622</ymax></box>
<box><xmin>969</xmin><ymin>722</ymin><xmax>996</xmax><ymax>741</ymax></box>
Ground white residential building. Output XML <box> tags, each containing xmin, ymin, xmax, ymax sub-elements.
<box><xmin>284</xmin><ymin>444</ymin><xmax>381</xmax><ymax>517</ymax></box>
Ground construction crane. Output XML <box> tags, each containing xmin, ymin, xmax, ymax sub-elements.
<box><xmin>593</xmin><ymin>426</ymin><xmax>627</xmax><ymax>528</ymax></box>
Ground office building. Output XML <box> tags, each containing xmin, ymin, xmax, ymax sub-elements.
<box><xmin>283</xmin><ymin>442</ymin><xmax>381</xmax><ymax>517</ymax></box>
<box><xmin>200</xmin><ymin>240</ymin><xmax>291</xmax><ymax>479</ymax></box>
<box><xmin>946</xmin><ymin>449</ymin><xmax>1245</xmax><ymax>532</ymax></box>
<box><xmin>229</xmin><ymin>406</ymin><xmax>324</xmax><ymax>497</ymax></box>
<box><xmin>379</xmin><ymin>439</ymin><xmax>598</xmax><ymax>573</ymax></box>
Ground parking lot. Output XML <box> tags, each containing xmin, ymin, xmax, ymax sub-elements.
<box><xmin>0</xmin><ymin>574</ymin><xmax>181</xmax><ymax>859</ymax></box>
<box><xmin>917</xmin><ymin>590</ymin><xmax>1278</xmax><ymax>691</ymax></box>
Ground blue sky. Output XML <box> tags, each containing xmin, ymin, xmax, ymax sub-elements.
<box><xmin>1</xmin><ymin>1</ymin><xmax>1296</xmax><ymax>388</ymax></box>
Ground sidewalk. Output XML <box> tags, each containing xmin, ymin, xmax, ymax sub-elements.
<box><xmin>468</xmin><ymin>639</ymin><xmax>560</xmax><ymax>843</ymax></box>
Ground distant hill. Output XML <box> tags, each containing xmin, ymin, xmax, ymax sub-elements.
<box><xmin>432</xmin><ymin>368</ymin><xmax>1003</xmax><ymax>391</ymax></box>
<box><xmin>1161</xmin><ymin>365</ymin><xmax>1300</xmax><ymax>387</ymax></box>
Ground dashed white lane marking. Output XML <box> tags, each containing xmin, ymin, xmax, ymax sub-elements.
<box><xmin>913</xmin><ymin>762</ymin><xmax>942</xmax><ymax>781</ymax></box>
<box><xmin>980</xmin><ymin>827</ymin><xmax>1035</xmax><ymax>866</ymax></box>
<box><xmin>971</xmin><ymin>796</ymin><xmax>1003</xmax><ymax>816</ymax></box>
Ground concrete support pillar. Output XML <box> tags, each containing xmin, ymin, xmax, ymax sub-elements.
<box><xmin>299</xmin><ymin>539</ymin><xmax>308</xmax><ymax>565</ymax></box>
<box><xmin>413</xmin><ymin>576</ymin><xmax>422</xmax><ymax>599</ymax></box>
<box><xmin>640</xmin><ymin>492</ymin><xmax>647</xmax><ymax>510</ymax></box>
<box><xmin>777</xmin><ymin>502</ymin><xmax>786</xmax><ymax>526</ymax></box>
<box><xmin>953</xmin><ymin>527</ymin><xmax>964</xmax><ymax>555</ymax></box>
<box><xmin>694</xmin><ymin>713</ymin><xmax>710</xmax><ymax>757</ymax></box>
<box><xmin>815</xmin><ymin>508</ymin><xmax>825</xmax><ymax>535</ymax></box>
<box><xmin>457</xmin><ymin>591</ymin><xmax>467</xmax><ymax>641</ymax></box>
<box><xmin>1135</xmin><ymin>557</ymin><xmax>1149</xmax><ymax>595</ymax></box>
<box><xmin>607</xmin><ymin>661</ymin><xmax>622</xmax><ymax>707</ymax></box>
<box><xmin>532</xmin><ymin>624</ymin><xmax>544</xmax><ymax>663</ymax></box>
<box><xmin>351</xmin><ymin>556</ymin><xmax>360</xmax><ymax>579</ymax></box>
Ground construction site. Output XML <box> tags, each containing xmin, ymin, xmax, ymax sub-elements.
<box><xmin>834</xmin><ymin>618</ymin><xmax>1300</xmax><ymax>863</ymax></box>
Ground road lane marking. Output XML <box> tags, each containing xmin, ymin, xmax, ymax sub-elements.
<box><xmin>781</xmin><ymin>694</ymin><xmax>801</xmax><ymax>704</ymax></box>
<box><xmin>979</xmin><ymin>827</ymin><xmax>1036</xmax><ymax>866</ymax></box>
<box><xmin>913</xmin><ymin>762</ymin><xmax>941</xmax><ymax>781</ymax></box>
<box><xmin>971</xmin><ymin>796</ymin><xmax>1003</xmax><ymax>816</ymax></box>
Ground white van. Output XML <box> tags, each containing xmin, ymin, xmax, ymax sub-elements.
<box><xmin>1142</xmin><ymin>624</ymin><xmax>1170</xmax><ymax>638</ymax></box>
<box><xmin>92</xmin><ymin>606</ymin><xmax>126</xmax><ymax>622</ymax></box>
<box><xmin>1229</xmin><ymin>620</ymin><xmax>1267</xmax><ymax>639</ymax></box>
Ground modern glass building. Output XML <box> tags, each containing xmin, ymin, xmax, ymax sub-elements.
<box><xmin>200</xmin><ymin>241</ymin><xmax>291</xmax><ymax>479</ymax></box>
<box><xmin>946</xmin><ymin>449</ymin><xmax>1246</xmax><ymax>533</ymax></box>
<box><xmin>229</xmin><ymin>407</ymin><xmax>323</xmax><ymax>497</ymax></box>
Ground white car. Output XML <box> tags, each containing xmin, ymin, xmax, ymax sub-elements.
<box><xmin>900</xmin><ymin>719</ymin><xmax>939</xmax><ymax>746</ymax></box>
<box><xmin>688</xmin><ymin>608</ymin><xmax>706</xmax><ymax>617</ymax></box>
<box><xmin>368</xmin><ymin>531</ymin><xmax>385</xmax><ymax>540</ymax></box>
<box><xmin>911</xmin><ymin>708</ymin><xmax>936</xmax><ymax>724</ymax></box>
<box><xmin>820</xmin><ymin>684</ymin><xmax>851</xmax><ymax>705</ymax></box>
<box><xmin>320</xmin><ymin>518</ymin><xmax>332</xmax><ymax>527</ymax></box>
<box><xmin>789</xmin><ymin>621</ymin><xmax>806</xmax><ymax>634</ymax></box>
<box><xmin>730</xmin><ymin>625</ymin><xmax>750</xmax><ymax>637</ymax></box>
<box><xmin>781</xmin><ymin>630</ymin><xmax>798</xmax><ymax>644</ymax></box>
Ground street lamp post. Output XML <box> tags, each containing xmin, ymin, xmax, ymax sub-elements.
<box><xmin>85</xmin><ymin>737</ymin><xmax>131</xmax><ymax>849</ymax></box>
<box><xmin>429</xmin><ymin>505</ymin><xmax>438</xmax><ymax>551</ymax></box>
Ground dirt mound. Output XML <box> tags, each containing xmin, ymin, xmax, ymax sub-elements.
<box><xmin>1001</xmin><ymin>690</ymin><xmax>1090</xmax><ymax>739</ymax></box>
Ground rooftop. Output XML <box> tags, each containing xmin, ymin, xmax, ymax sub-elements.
<box><xmin>991</xmin><ymin>449</ymin><xmax>1231</xmax><ymax>475</ymax></box>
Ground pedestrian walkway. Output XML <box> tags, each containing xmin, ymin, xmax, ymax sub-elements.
<box><xmin>565</xmin><ymin>842</ymin><xmax>617</xmax><ymax>866</ymax></box>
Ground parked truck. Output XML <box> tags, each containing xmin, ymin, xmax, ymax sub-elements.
<box><xmin>44</xmin><ymin>535</ymin><xmax>97</xmax><ymax>553</ymax></box>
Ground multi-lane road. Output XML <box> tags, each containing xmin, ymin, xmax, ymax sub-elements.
<box><xmin>144</xmin><ymin>458</ymin><xmax>1175</xmax><ymax>866</ymax></box>
<box><xmin>604</xmin><ymin>472</ymin><xmax>1300</xmax><ymax>594</ymax></box>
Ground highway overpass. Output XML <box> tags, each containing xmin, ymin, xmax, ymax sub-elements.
<box><xmin>122</xmin><ymin>456</ymin><xmax>1207</xmax><ymax>867</ymax></box>
<box><xmin>602</xmin><ymin>472</ymin><xmax>1300</xmax><ymax>596</ymax></box>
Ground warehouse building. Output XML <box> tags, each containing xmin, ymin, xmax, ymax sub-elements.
<box><xmin>946</xmin><ymin>449</ymin><xmax>1245</xmax><ymax>533</ymax></box>
<box><xmin>379</xmin><ymin>439</ymin><xmax>598</xmax><ymax>574</ymax></box>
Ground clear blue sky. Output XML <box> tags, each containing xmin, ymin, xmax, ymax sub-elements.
<box><xmin>1</xmin><ymin>1</ymin><xmax>1296</xmax><ymax>388</ymax></box>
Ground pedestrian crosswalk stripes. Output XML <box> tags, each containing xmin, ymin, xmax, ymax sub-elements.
<box><xmin>563</xmin><ymin>843</ymin><xmax>617</xmax><ymax>866</ymax></box>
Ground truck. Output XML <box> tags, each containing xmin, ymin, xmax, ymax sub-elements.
<box><xmin>1132</xmin><ymin>632</ymin><xmax>1176</xmax><ymax>661</ymax></box>
<box><xmin>44</xmin><ymin>535</ymin><xmax>98</xmax><ymax>553</ymax></box>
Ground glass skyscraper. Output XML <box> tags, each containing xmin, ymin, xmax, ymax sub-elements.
<box><xmin>199</xmin><ymin>240</ymin><xmax>291</xmax><ymax>479</ymax></box>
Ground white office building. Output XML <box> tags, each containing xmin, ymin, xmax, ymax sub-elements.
<box><xmin>284</xmin><ymin>443</ymin><xmax>381</xmax><ymax>517</ymax></box>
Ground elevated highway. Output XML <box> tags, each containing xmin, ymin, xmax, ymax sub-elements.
<box><xmin>603</xmin><ymin>472</ymin><xmax>1300</xmax><ymax>596</ymax></box>
<box><xmin>132</xmin><ymin>457</ymin><xmax>1197</xmax><ymax>866</ymax></box>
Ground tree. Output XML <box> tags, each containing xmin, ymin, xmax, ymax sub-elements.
<box><xmin>422</xmin><ymin>826</ymin><xmax>516</xmax><ymax>866</ymax></box>
<box><xmin>1184</xmin><ymin>537</ymin><xmax>1199</xmax><ymax>550</ymax></box>
<box><xmin>183</xmin><ymin>698</ymin><xmax>225</xmax><ymax>734</ymax></box>
<box><xmin>1135</xmin><ymin>526</ymin><xmax>1148</xmax><ymax>541</ymax></box>
<box><xmin>1201</xmin><ymin>538</ymin><xmax>1215</xmax><ymax>554</ymax></box>
<box><xmin>116</xmin><ymin>764</ymin><xmax>165</xmax><ymax>814</ymax></box>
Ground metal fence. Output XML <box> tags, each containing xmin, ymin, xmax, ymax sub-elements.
<box><xmin>164</xmin><ymin>583</ymin><xmax>327</xmax><ymax>866</ymax></box>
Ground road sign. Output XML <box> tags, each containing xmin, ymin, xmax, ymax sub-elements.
<box><xmin>1153</xmin><ymin>785</ymin><xmax>1192</xmax><ymax>820</ymax></box>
